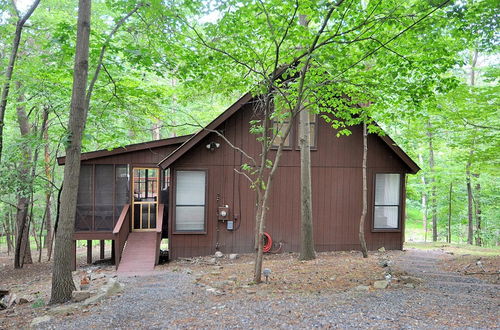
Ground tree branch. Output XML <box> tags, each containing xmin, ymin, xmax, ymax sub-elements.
<box><xmin>85</xmin><ymin>3</ymin><xmax>145</xmax><ymax>109</ymax></box>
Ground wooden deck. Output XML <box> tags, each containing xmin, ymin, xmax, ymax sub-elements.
<box><xmin>117</xmin><ymin>232</ymin><xmax>158</xmax><ymax>274</ymax></box>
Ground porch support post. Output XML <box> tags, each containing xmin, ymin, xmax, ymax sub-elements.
<box><xmin>100</xmin><ymin>240</ymin><xmax>105</xmax><ymax>259</ymax></box>
<box><xmin>111</xmin><ymin>240</ymin><xmax>115</xmax><ymax>265</ymax></box>
<box><xmin>87</xmin><ymin>240</ymin><xmax>92</xmax><ymax>264</ymax></box>
<box><xmin>72</xmin><ymin>240</ymin><xmax>77</xmax><ymax>271</ymax></box>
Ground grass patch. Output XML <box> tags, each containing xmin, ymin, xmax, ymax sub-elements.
<box><xmin>404</xmin><ymin>242</ymin><xmax>500</xmax><ymax>257</ymax></box>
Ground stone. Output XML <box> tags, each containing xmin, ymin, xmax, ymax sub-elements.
<box><xmin>399</xmin><ymin>276</ymin><xmax>423</xmax><ymax>285</ymax></box>
<box><xmin>15</xmin><ymin>296</ymin><xmax>31</xmax><ymax>305</ymax></box>
<box><xmin>210</xmin><ymin>271</ymin><xmax>221</xmax><ymax>276</ymax></box>
<box><xmin>229</xmin><ymin>254</ymin><xmax>239</xmax><ymax>260</ymax></box>
<box><xmin>30</xmin><ymin>315</ymin><xmax>52</xmax><ymax>328</ymax></box>
<box><xmin>101</xmin><ymin>278</ymin><xmax>123</xmax><ymax>297</ymax></box>
<box><xmin>2</xmin><ymin>294</ymin><xmax>17</xmax><ymax>309</ymax></box>
<box><xmin>72</xmin><ymin>290</ymin><xmax>91</xmax><ymax>303</ymax></box>
<box><xmin>373</xmin><ymin>280</ymin><xmax>389</xmax><ymax>289</ymax></box>
<box><xmin>354</xmin><ymin>285</ymin><xmax>370</xmax><ymax>291</ymax></box>
<box><xmin>91</xmin><ymin>273</ymin><xmax>106</xmax><ymax>280</ymax></box>
<box><xmin>207</xmin><ymin>258</ymin><xmax>217</xmax><ymax>265</ymax></box>
<box><xmin>329</xmin><ymin>276</ymin><xmax>337</xmax><ymax>281</ymax></box>
<box><xmin>245</xmin><ymin>289</ymin><xmax>257</xmax><ymax>294</ymax></box>
<box><xmin>379</xmin><ymin>259</ymin><xmax>392</xmax><ymax>267</ymax></box>
<box><xmin>49</xmin><ymin>305</ymin><xmax>78</xmax><ymax>315</ymax></box>
<box><xmin>228</xmin><ymin>275</ymin><xmax>238</xmax><ymax>282</ymax></box>
<box><xmin>404</xmin><ymin>283</ymin><xmax>415</xmax><ymax>289</ymax></box>
<box><xmin>378</xmin><ymin>247</ymin><xmax>386</xmax><ymax>252</ymax></box>
<box><xmin>215</xmin><ymin>251</ymin><xmax>224</xmax><ymax>258</ymax></box>
<box><xmin>82</xmin><ymin>293</ymin><xmax>105</xmax><ymax>306</ymax></box>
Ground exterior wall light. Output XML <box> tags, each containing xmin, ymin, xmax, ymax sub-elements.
<box><xmin>206</xmin><ymin>141</ymin><xmax>220</xmax><ymax>152</ymax></box>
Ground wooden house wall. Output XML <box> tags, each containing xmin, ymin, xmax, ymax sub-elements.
<box><xmin>169</xmin><ymin>103</ymin><xmax>409</xmax><ymax>259</ymax></box>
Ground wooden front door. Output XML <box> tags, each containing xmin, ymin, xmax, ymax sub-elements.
<box><xmin>132</xmin><ymin>167</ymin><xmax>159</xmax><ymax>231</ymax></box>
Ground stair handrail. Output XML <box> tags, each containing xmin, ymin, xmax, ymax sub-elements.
<box><xmin>157</xmin><ymin>204</ymin><xmax>164</xmax><ymax>233</ymax></box>
<box><xmin>113</xmin><ymin>203</ymin><xmax>130</xmax><ymax>234</ymax></box>
<box><xmin>155</xmin><ymin>204</ymin><xmax>165</xmax><ymax>265</ymax></box>
<box><xmin>113</xmin><ymin>204</ymin><xmax>130</xmax><ymax>269</ymax></box>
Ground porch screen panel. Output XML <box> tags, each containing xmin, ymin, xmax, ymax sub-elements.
<box><xmin>115</xmin><ymin>165</ymin><xmax>130</xmax><ymax>225</ymax></box>
<box><xmin>374</xmin><ymin>173</ymin><xmax>400</xmax><ymax>229</ymax></box>
<box><xmin>95</xmin><ymin>165</ymin><xmax>114</xmax><ymax>231</ymax></box>
<box><xmin>175</xmin><ymin>171</ymin><xmax>206</xmax><ymax>231</ymax></box>
<box><xmin>75</xmin><ymin>165</ymin><xmax>93</xmax><ymax>231</ymax></box>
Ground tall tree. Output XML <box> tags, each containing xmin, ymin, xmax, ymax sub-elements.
<box><xmin>359</xmin><ymin>122</ymin><xmax>368</xmax><ymax>258</ymax></box>
<box><xmin>50</xmin><ymin>0</ymin><xmax>92</xmax><ymax>304</ymax></box>
<box><xmin>0</xmin><ymin>0</ymin><xmax>41</xmax><ymax>163</ymax></box>
<box><xmin>298</xmin><ymin>14</ymin><xmax>315</xmax><ymax>261</ymax></box>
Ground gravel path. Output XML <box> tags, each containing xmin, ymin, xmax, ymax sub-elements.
<box><xmin>41</xmin><ymin>249</ymin><xmax>499</xmax><ymax>329</ymax></box>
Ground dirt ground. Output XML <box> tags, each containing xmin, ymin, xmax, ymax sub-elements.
<box><xmin>1</xmin><ymin>245</ymin><xmax>499</xmax><ymax>329</ymax></box>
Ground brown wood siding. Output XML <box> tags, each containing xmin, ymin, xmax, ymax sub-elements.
<box><xmin>169</xmin><ymin>104</ymin><xmax>410</xmax><ymax>259</ymax></box>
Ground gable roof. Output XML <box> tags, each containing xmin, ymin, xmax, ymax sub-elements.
<box><xmin>57</xmin><ymin>134</ymin><xmax>192</xmax><ymax>165</ymax></box>
<box><xmin>157</xmin><ymin>92</ymin><xmax>253</xmax><ymax>168</ymax></box>
<box><xmin>158</xmin><ymin>94</ymin><xmax>420</xmax><ymax>174</ymax></box>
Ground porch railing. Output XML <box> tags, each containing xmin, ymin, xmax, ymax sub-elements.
<box><xmin>112</xmin><ymin>204</ymin><xmax>130</xmax><ymax>269</ymax></box>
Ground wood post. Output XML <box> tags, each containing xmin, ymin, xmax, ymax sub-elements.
<box><xmin>111</xmin><ymin>240</ymin><xmax>115</xmax><ymax>265</ymax></box>
<box><xmin>72</xmin><ymin>240</ymin><xmax>76</xmax><ymax>271</ymax></box>
<box><xmin>86</xmin><ymin>240</ymin><xmax>92</xmax><ymax>264</ymax></box>
<box><xmin>100</xmin><ymin>240</ymin><xmax>105</xmax><ymax>259</ymax></box>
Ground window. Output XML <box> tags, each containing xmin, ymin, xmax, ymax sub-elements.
<box><xmin>175</xmin><ymin>170</ymin><xmax>206</xmax><ymax>232</ymax></box>
<box><xmin>271</xmin><ymin>119</ymin><xmax>292</xmax><ymax>148</ymax></box>
<box><xmin>297</xmin><ymin>112</ymin><xmax>318</xmax><ymax>148</ymax></box>
<box><xmin>75</xmin><ymin>164</ymin><xmax>130</xmax><ymax>232</ymax></box>
<box><xmin>76</xmin><ymin>165</ymin><xmax>93</xmax><ymax>231</ymax></box>
<box><xmin>95</xmin><ymin>165</ymin><xmax>114</xmax><ymax>230</ymax></box>
<box><xmin>374</xmin><ymin>173</ymin><xmax>401</xmax><ymax>229</ymax></box>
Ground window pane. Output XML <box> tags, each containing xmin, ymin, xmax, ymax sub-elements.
<box><xmin>309</xmin><ymin>123</ymin><xmax>316</xmax><ymax>146</ymax></box>
<box><xmin>176</xmin><ymin>206</ymin><xmax>204</xmax><ymax>231</ymax></box>
<box><xmin>272</xmin><ymin>121</ymin><xmax>291</xmax><ymax>147</ymax></box>
<box><xmin>375</xmin><ymin>174</ymin><xmax>400</xmax><ymax>205</ymax></box>
<box><xmin>76</xmin><ymin>165</ymin><xmax>93</xmax><ymax>231</ymax></box>
<box><xmin>176</xmin><ymin>171</ymin><xmax>205</xmax><ymax>205</ymax></box>
<box><xmin>374</xmin><ymin>206</ymin><xmax>399</xmax><ymax>229</ymax></box>
<box><xmin>95</xmin><ymin>165</ymin><xmax>114</xmax><ymax>231</ymax></box>
<box><xmin>115</xmin><ymin>165</ymin><xmax>130</xmax><ymax>222</ymax></box>
<box><xmin>309</xmin><ymin>112</ymin><xmax>317</xmax><ymax>123</ymax></box>
<box><xmin>175</xmin><ymin>170</ymin><xmax>206</xmax><ymax>231</ymax></box>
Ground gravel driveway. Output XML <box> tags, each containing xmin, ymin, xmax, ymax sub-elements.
<box><xmin>41</xmin><ymin>249</ymin><xmax>499</xmax><ymax>329</ymax></box>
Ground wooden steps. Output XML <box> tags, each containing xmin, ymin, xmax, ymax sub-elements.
<box><xmin>117</xmin><ymin>232</ymin><xmax>157</xmax><ymax>274</ymax></box>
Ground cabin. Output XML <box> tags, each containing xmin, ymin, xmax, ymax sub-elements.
<box><xmin>58</xmin><ymin>93</ymin><xmax>420</xmax><ymax>273</ymax></box>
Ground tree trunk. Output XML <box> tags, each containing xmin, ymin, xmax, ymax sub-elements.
<box><xmin>426</xmin><ymin>121</ymin><xmax>437</xmax><ymax>242</ymax></box>
<box><xmin>0</xmin><ymin>0</ymin><xmax>41</xmax><ymax>163</ymax></box>
<box><xmin>14</xmin><ymin>82</ymin><xmax>33</xmax><ymax>268</ymax></box>
<box><xmin>465</xmin><ymin>50</ymin><xmax>478</xmax><ymax>246</ymax></box>
<box><xmin>447</xmin><ymin>181</ymin><xmax>452</xmax><ymax>243</ymax></box>
<box><xmin>359</xmin><ymin>122</ymin><xmax>369</xmax><ymax>258</ymax></box>
<box><xmin>31</xmin><ymin>218</ymin><xmax>40</xmax><ymax>252</ymax></box>
<box><xmin>473</xmin><ymin>173</ymin><xmax>481</xmax><ymax>246</ymax></box>
<box><xmin>466</xmin><ymin>153</ymin><xmax>474</xmax><ymax>245</ymax></box>
<box><xmin>299</xmin><ymin>107</ymin><xmax>315</xmax><ymax>260</ymax></box>
<box><xmin>3</xmin><ymin>212</ymin><xmax>13</xmax><ymax>254</ymax></box>
<box><xmin>418</xmin><ymin>154</ymin><xmax>428</xmax><ymax>242</ymax></box>
<box><xmin>15</xmin><ymin>196</ymin><xmax>32</xmax><ymax>268</ymax></box>
<box><xmin>50</xmin><ymin>0</ymin><xmax>92</xmax><ymax>304</ymax></box>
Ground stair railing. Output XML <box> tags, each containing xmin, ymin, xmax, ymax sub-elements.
<box><xmin>155</xmin><ymin>204</ymin><xmax>164</xmax><ymax>265</ymax></box>
<box><xmin>112</xmin><ymin>204</ymin><xmax>130</xmax><ymax>269</ymax></box>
